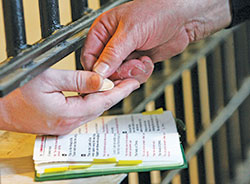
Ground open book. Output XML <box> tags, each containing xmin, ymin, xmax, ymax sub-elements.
<box><xmin>33</xmin><ymin>109</ymin><xmax>187</xmax><ymax>181</ymax></box>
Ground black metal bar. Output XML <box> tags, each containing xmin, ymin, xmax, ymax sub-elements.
<box><xmin>0</xmin><ymin>0</ymin><xmax>129</xmax><ymax>78</ymax></box>
<box><xmin>221</xmin><ymin>33</ymin><xmax>242</xmax><ymax>179</ymax></box>
<box><xmin>100</xmin><ymin>0</ymin><xmax>109</xmax><ymax>6</ymax></box>
<box><xmin>0</xmin><ymin>0</ymin><xmax>130</xmax><ymax>97</ymax></box>
<box><xmin>233</xmin><ymin>24</ymin><xmax>250</xmax><ymax>160</ymax></box>
<box><xmin>2</xmin><ymin>0</ymin><xmax>27</xmax><ymax>57</ymax></box>
<box><xmin>207</xmin><ymin>45</ymin><xmax>230</xmax><ymax>184</ymax></box>
<box><xmin>70</xmin><ymin>0</ymin><xmax>89</xmax><ymax>70</ymax></box>
<box><xmin>0</xmin><ymin>29</ymin><xmax>88</xmax><ymax>97</ymax></box>
<box><xmin>39</xmin><ymin>0</ymin><xmax>61</xmax><ymax>38</ymax></box>
<box><xmin>161</xmin><ymin>76</ymin><xmax>250</xmax><ymax>184</ymax></box>
<box><xmin>71</xmin><ymin>0</ymin><xmax>88</xmax><ymax>21</ymax></box>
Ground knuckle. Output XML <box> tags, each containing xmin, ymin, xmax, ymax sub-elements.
<box><xmin>104</xmin><ymin>44</ymin><xmax>122</xmax><ymax>60</ymax></box>
<box><xmin>74</xmin><ymin>71</ymin><xmax>84</xmax><ymax>92</ymax></box>
<box><xmin>103</xmin><ymin>97</ymin><xmax>114</xmax><ymax>111</ymax></box>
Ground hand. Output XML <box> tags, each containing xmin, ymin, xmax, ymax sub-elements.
<box><xmin>0</xmin><ymin>69</ymin><xmax>139</xmax><ymax>135</ymax></box>
<box><xmin>81</xmin><ymin>0</ymin><xmax>231</xmax><ymax>78</ymax></box>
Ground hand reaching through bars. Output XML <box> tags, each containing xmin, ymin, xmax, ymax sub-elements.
<box><xmin>0</xmin><ymin>69</ymin><xmax>139</xmax><ymax>135</ymax></box>
<box><xmin>81</xmin><ymin>0</ymin><xmax>232</xmax><ymax>79</ymax></box>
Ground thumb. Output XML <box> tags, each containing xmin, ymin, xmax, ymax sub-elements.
<box><xmin>43</xmin><ymin>69</ymin><xmax>104</xmax><ymax>94</ymax></box>
<box><xmin>93</xmin><ymin>27</ymin><xmax>136</xmax><ymax>78</ymax></box>
<box><xmin>109</xmin><ymin>56</ymin><xmax>154</xmax><ymax>84</ymax></box>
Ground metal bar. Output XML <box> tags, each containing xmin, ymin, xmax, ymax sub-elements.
<box><xmin>161</xmin><ymin>76</ymin><xmax>250</xmax><ymax>184</ymax></box>
<box><xmin>128</xmin><ymin>172</ymin><xmax>139</xmax><ymax>184</ymax></box>
<box><xmin>197</xmin><ymin>57</ymin><xmax>215</xmax><ymax>183</ymax></box>
<box><xmin>0</xmin><ymin>0</ymin><xmax>130</xmax><ymax>97</ymax></box>
<box><xmin>182</xmin><ymin>70</ymin><xmax>199</xmax><ymax>184</ymax></box>
<box><xmin>144</xmin><ymin>79</ymin><xmax>160</xmax><ymax>184</ymax></box>
<box><xmin>100</xmin><ymin>0</ymin><xmax>109</xmax><ymax>6</ymax></box>
<box><xmin>208</xmin><ymin>45</ymin><xmax>230</xmax><ymax>183</ymax></box>
<box><xmin>221</xmin><ymin>33</ymin><xmax>242</xmax><ymax>178</ymax></box>
<box><xmin>70</xmin><ymin>0</ymin><xmax>89</xmax><ymax>70</ymax></box>
<box><xmin>163</xmin><ymin>60</ymin><xmax>182</xmax><ymax>184</ymax></box>
<box><xmin>0</xmin><ymin>28</ymin><xmax>87</xmax><ymax>97</ymax></box>
<box><xmin>2</xmin><ymin>0</ymin><xmax>27</xmax><ymax>57</ymax></box>
<box><xmin>0</xmin><ymin>0</ymin><xmax>129</xmax><ymax>77</ymax></box>
<box><xmin>39</xmin><ymin>0</ymin><xmax>61</xmax><ymax>38</ymax></box>
<box><xmin>71</xmin><ymin>0</ymin><xmax>88</xmax><ymax>21</ymax></box>
<box><xmin>233</xmin><ymin>24</ymin><xmax>250</xmax><ymax>160</ymax></box>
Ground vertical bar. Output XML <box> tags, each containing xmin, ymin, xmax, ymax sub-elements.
<box><xmin>71</xmin><ymin>0</ymin><xmax>88</xmax><ymax>21</ymax></box>
<box><xmin>233</xmin><ymin>24</ymin><xmax>250</xmax><ymax>160</ymax></box>
<box><xmin>128</xmin><ymin>172</ymin><xmax>139</xmax><ymax>184</ymax></box>
<box><xmin>197</xmin><ymin>57</ymin><xmax>215</xmax><ymax>183</ymax></box>
<box><xmin>100</xmin><ymin>0</ymin><xmax>109</xmax><ymax>6</ymax></box>
<box><xmin>2</xmin><ymin>0</ymin><xmax>27</xmax><ymax>57</ymax></box>
<box><xmin>70</xmin><ymin>0</ymin><xmax>88</xmax><ymax>70</ymax></box>
<box><xmin>164</xmin><ymin>60</ymin><xmax>182</xmax><ymax>184</ymax></box>
<box><xmin>165</xmin><ymin>85</ymin><xmax>182</xmax><ymax>184</ymax></box>
<box><xmin>207</xmin><ymin>46</ymin><xmax>230</xmax><ymax>184</ymax></box>
<box><xmin>182</xmin><ymin>69</ymin><xmax>199</xmax><ymax>184</ymax></box>
<box><xmin>221</xmin><ymin>33</ymin><xmax>242</xmax><ymax>179</ymax></box>
<box><xmin>39</xmin><ymin>0</ymin><xmax>61</xmax><ymax>38</ymax></box>
<box><xmin>144</xmin><ymin>78</ymin><xmax>161</xmax><ymax>184</ymax></box>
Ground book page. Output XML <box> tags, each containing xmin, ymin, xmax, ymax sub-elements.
<box><xmin>33</xmin><ymin>111</ymin><xmax>183</xmax><ymax>165</ymax></box>
<box><xmin>33</xmin><ymin>132</ymin><xmax>182</xmax><ymax>163</ymax></box>
<box><xmin>70</xmin><ymin>111</ymin><xmax>177</xmax><ymax>134</ymax></box>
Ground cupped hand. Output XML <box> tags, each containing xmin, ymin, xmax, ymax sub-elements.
<box><xmin>81</xmin><ymin>0</ymin><xmax>231</xmax><ymax>79</ymax></box>
<box><xmin>0</xmin><ymin>69</ymin><xmax>139</xmax><ymax>135</ymax></box>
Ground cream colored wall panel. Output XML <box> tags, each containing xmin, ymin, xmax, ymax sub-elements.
<box><xmin>59</xmin><ymin>0</ymin><xmax>72</xmax><ymax>25</ymax></box>
<box><xmin>51</xmin><ymin>53</ymin><xmax>76</xmax><ymax>70</ymax></box>
<box><xmin>88</xmin><ymin>0</ymin><xmax>100</xmax><ymax>10</ymax></box>
<box><xmin>0</xmin><ymin>0</ymin><xmax>7</xmax><ymax>62</ymax></box>
<box><xmin>23</xmin><ymin>0</ymin><xmax>41</xmax><ymax>45</ymax></box>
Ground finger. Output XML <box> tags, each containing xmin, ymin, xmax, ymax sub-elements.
<box><xmin>81</xmin><ymin>10</ymin><xmax>119</xmax><ymax>70</ymax></box>
<box><xmin>43</xmin><ymin>69</ymin><xmax>104</xmax><ymax>94</ymax></box>
<box><xmin>109</xmin><ymin>56</ymin><xmax>154</xmax><ymax>84</ymax></box>
<box><xmin>63</xmin><ymin>79</ymin><xmax>140</xmax><ymax>118</ymax></box>
<box><xmin>92</xmin><ymin>23</ymin><xmax>136</xmax><ymax>78</ymax></box>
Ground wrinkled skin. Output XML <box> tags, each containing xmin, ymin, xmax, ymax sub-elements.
<box><xmin>0</xmin><ymin>69</ymin><xmax>139</xmax><ymax>135</ymax></box>
<box><xmin>81</xmin><ymin>0</ymin><xmax>231</xmax><ymax>79</ymax></box>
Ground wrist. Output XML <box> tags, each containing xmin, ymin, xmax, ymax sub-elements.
<box><xmin>180</xmin><ymin>0</ymin><xmax>232</xmax><ymax>42</ymax></box>
<box><xmin>0</xmin><ymin>94</ymin><xmax>17</xmax><ymax>132</ymax></box>
<box><xmin>0</xmin><ymin>90</ymin><xmax>28</xmax><ymax>132</ymax></box>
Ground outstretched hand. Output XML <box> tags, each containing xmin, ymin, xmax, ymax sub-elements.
<box><xmin>0</xmin><ymin>69</ymin><xmax>139</xmax><ymax>135</ymax></box>
<box><xmin>81</xmin><ymin>0</ymin><xmax>231</xmax><ymax>79</ymax></box>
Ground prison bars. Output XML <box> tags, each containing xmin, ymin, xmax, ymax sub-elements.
<box><xmin>0</xmin><ymin>1</ymin><xmax>249</xmax><ymax>184</ymax></box>
<box><xmin>0</xmin><ymin>0</ymin><xmax>130</xmax><ymax>97</ymax></box>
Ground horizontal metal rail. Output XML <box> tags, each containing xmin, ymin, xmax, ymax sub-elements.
<box><xmin>161</xmin><ymin>76</ymin><xmax>250</xmax><ymax>184</ymax></box>
<box><xmin>0</xmin><ymin>0</ymin><xmax>130</xmax><ymax>97</ymax></box>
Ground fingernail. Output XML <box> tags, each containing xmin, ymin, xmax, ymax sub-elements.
<box><xmin>88</xmin><ymin>74</ymin><xmax>103</xmax><ymax>91</ymax></box>
<box><xmin>99</xmin><ymin>78</ymin><xmax>114</xmax><ymax>91</ymax></box>
<box><xmin>93</xmin><ymin>62</ymin><xmax>110</xmax><ymax>77</ymax></box>
<box><xmin>130</xmin><ymin>65</ymin><xmax>147</xmax><ymax>77</ymax></box>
